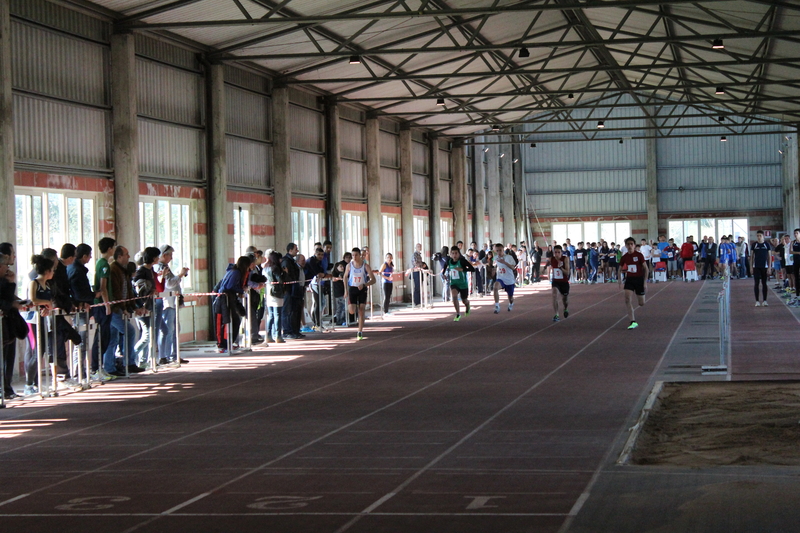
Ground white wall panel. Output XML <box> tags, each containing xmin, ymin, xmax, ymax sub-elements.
<box><xmin>226</xmin><ymin>136</ymin><xmax>271</xmax><ymax>189</ymax></box>
<box><xmin>658</xmin><ymin>165</ymin><xmax>781</xmax><ymax>190</ymax></box>
<box><xmin>379</xmin><ymin>131</ymin><xmax>399</xmax><ymax>168</ymax></box>
<box><xmin>657</xmin><ymin>134</ymin><xmax>783</xmax><ymax>168</ymax></box>
<box><xmin>289</xmin><ymin>104</ymin><xmax>324</xmax><ymax>153</ymax></box>
<box><xmin>14</xmin><ymin>93</ymin><xmax>108</xmax><ymax>171</ymax></box>
<box><xmin>342</xmin><ymin>159</ymin><xmax>365</xmax><ymax>199</ymax></box>
<box><xmin>290</xmin><ymin>150</ymin><xmax>325</xmax><ymax>195</ymax></box>
<box><xmin>340</xmin><ymin>119</ymin><xmax>365</xmax><ymax>161</ymax></box>
<box><xmin>439</xmin><ymin>150</ymin><xmax>450</xmax><ymax>180</ymax></box>
<box><xmin>526</xmin><ymin>169</ymin><xmax>646</xmax><ymax>194</ymax></box>
<box><xmin>412</xmin><ymin>141</ymin><xmax>428</xmax><ymax>174</ymax></box>
<box><xmin>139</xmin><ymin>119</ymin><xmax>204</xmax><ymax>181</ymax></box>
<box><xmin>380</xmin><ymin>167</ymin><xmax>400</xmax><ymax>203</ymax></box>
<box><xmin>12</xmin><ymin>21</ymin><xmax>107</xmax><ymax>106</ymax></box>
<box><xmin>413</xmin><ymin>173</ymin><xmax>428</xmax><ymax>205</ymax></box>
<box><xmin>11</xmin><ymin>0</ymin><xmax>108</xmax><ymax>42</ymax></box>
<box><xmin>137</xmin><ymin>58</ymin><xmax>203</xmax><ymax>126</ymax></box>
<box><xmin>440</xmin><ymin>179</ymin><xmax>452</xmax><ymax>209</ymax></box>
<box><xmin>523</xmin><ymin>139</ymin><xmax>647</xmax><ymax>174</ymax></box>
<box><xmin>659</xmin><ymin>187</ymin><xmax>781</xmax><ymax>213</ymax></box>
<box><xmin>527</xmin><ymin>191</ymin><xmax>646</xmax><ymax>216</ymax></box>
<box><xmin>225</xmin><ymin>85</ymin><xmax>269</xmax><ymax>141</ymax></box>
<box><xmin>135</xmin><ymin>34</ymin><xmax>198</xmax><ymax>71</ymax></box>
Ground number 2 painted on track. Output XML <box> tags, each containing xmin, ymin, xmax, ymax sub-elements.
<box><xmin>55</xmin><ymin>496</ymin><xmax>131</xmax><ymax>511</ymax></box>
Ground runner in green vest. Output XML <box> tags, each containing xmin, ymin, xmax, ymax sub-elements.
<box><xmin>448</xmin><ymin>246</ymin><xmax>475</xmax><ymax>322</ymax></box>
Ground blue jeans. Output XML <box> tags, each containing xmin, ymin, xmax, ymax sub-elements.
<box><xmin>267</xmin><ymin>306</ymin><xmax>282</xmax><ymax>340</ymax></box>
<box><xmin>134</xmin><ymin>316</ymin><xmax>151</xmax><ymax>366</ymax></box>
<box><xmin>103</xmin><ymin>312</ymin><xmax>136</xmax><ymax>373</ymax></box>
<box><xmin>159</xmin><ymin>306</ymin><xmax>177</xmax><ymax>361</ymax></box>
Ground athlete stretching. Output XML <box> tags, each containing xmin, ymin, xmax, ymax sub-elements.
<box><xmin>620</xmin><ymin>237</ymin><xmax>649</xmax><ymax>329</ymax></box>
<box><xmin>343</xmin><ymin>247</ymin><xmax>375</xmax><ymax>340</ymax></box>
<box><xmin>547</xmin><ymin>245</ymin><xmax>570</xmax><ymax>322</ymax></box>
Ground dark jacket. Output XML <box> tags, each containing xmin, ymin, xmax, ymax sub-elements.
<box><xmin>107</xmin><ymin>261</ymin><xmax>137</xmax><ymax>314</ymax></box>
<box><xmin>51</xmin><ymin>260</ymin><xmax>74</xmax><ymax>313</ymax></box>
<box><xmin>133</xmin><ymin>265</ymin><xmax>156</xmax><ymax>310</ymax></box>
<box><xmin>281</xmin><ymin>254</ymin><xmax>300</xmax><ymax>282</ymax></box>
<box><xmin>67</xmin><ymin>261</ymin><xmax>95</xmax><ymax>304</ymax></box>
<box><xmin>331</xmin><ymin>261</ymin><xmax>347</xmax><ymax>298</ymax></box>
<box><xmin>219</xmin><ymin>263</ymin><xmax>247</xmax><ymax>294</ymax></box>
<box><xmin>305</xmin><ymin>256</ymin><xmax>326</xmax><ymax>283</ymax></box>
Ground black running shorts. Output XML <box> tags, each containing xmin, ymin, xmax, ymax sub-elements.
<box><xmin>348</xmin><ymin>286</ymin><xmax>368</xmax><ymax>305</ymax></box>
<box><xmin>624</xmin><ymin>276</ymin><xmax>646</xmax><ymax>296</ymax></box>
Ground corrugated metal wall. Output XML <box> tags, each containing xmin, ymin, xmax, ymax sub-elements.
<box><xmin>289</xmin><ymin>103</ymin><xmax>325</xmax><ymax>196</ymax></box>
<box><xmin>380</xmin><ymin>130</ymin><xmax>400</xmax><ymax>203</ymax></box>
<box><xmin>225</xmin><ymin>67</ymin><xmax>272</xmax><ymax>190</ymax></box>
<box><xmin>412</xmin><ymin>139</ymin><xmax>429</xmax><ymax>207</ymax></box>
<box><xmin>340</xmin><ymin>117</ymin><xmax>365</xmax><ymax>200</ymax></box>
<box><xmin>528</xmin><ymin>191</ymin><xmax>646</xmax><ymax>216</ymax></box>
<box><xmin>10</xmin><ymin>10</ymin><xmax>110</xmax><ymax>173</ymax></box>
<box><xmin>657</xmin><ymin>132</ymin><xmax>782</xmax><ymax>212</ymax></box>
<box><xmin>413</xmin><ymin>174</ymin><xmax>428</xmax><ymax>206</ymax></box>
<box><xmin>440</xmin><ymin>180</ymin><xmax>452</xmax><ymax>209</ymax></box>
<box><xmin>136</xmin><ymin>37</ymin><xmax>205</xmax><ymax>183</ymax></box>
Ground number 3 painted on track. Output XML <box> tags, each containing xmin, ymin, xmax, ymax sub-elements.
<box><xmin>55</xmin><ymin>496</ymin><xmax>131</xmax><ymax>511</ymax></box>
<box><xmin>247</xmin><ymin>495</ymin><xmax>323</xmax><ymax>510</ymax></box>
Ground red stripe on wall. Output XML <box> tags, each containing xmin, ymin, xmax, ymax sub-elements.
<box><xmin>413</xmin><ymin>209</ymin><xmax>429</xmax><ymax>217</ymax></box>
<box><xmin>381</xmin><ymin>205</ymin><xmax>402</xmax><ymax>214</ymax></box>
<box><xmin>342</xmin><ymin>202</ymin><xmax>368</xmax><ymax>212</ymax></box>
<box><xmin>252</xmin><ymin>225</ymin><xmax>275</xmax><ymax>236</ymax></box>
<box><xmin>441</xmin><ymin>211</ymin><xmax>453</xmax><ymax>219</ymax></box>
<box><xmin>194</xmin><ymin>223</ymin><xmax>207</xmax><ymax>235</ymax></box>
<box><xmin>140</xmin><ymin>182</ymin><xmax>206</xmax><ymax>199</ymax></box>
<box><xmin>193</xmin><ymin>258</ymin><xmax>208</xmax><ymax>271</ymax></box>
<box><xmin>227</xmin><ymin>191</ymin><xmax>274</xmax><ymax>204</ymax></box>
<box><xmin>292</xmin><ymin>197</ymin><xmax>326</xmax><ymax>209</ymax></box>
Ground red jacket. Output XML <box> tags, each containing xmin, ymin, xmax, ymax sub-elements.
<box><xmin>680</xmin><ymin>242</ymin><xmax>694</xmax><ymax>260</ymax></box>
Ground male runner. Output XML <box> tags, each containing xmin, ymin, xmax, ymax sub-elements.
<box><xmin>574</xmin><ymin>242</ymin><xmax>587</xmax><ymax>283</ymax></box>
<box><xmin>750</xmin><ymin>230</ymin><xmax>772</xmax><ymax>307</ymax></box>
<box><xmin>790</xmin><ymin>229</ymin><xmax>800</xmax><ymax>307</ymax></box>
<box><xmin>343</xmin><ymin>247</ymin><xmax>375</xmax><ymax>340</ymax></box>
<box><xmin>547</xmin><ymin>245</ymin><xmax>570</xmax><ymax>321</ymax></box>
<box><xmin>447</xmin><ymin>246</ymin><xmax>475</xmax><ymax>321</ymax></box>
<box><xmin>493</xmin><ymin>242</ymin><xmax>517</xmax><ymax>313</ymax></box>
<box><xmin>620</xmin><ymin>237</ymin><xmax>649</xmax><ymax>329</ymax></box>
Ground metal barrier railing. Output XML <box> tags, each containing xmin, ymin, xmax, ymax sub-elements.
<box><xmin>702</xmin><ymin>278</ymin><xmax>731</xmax><ymax>376</ymax></box>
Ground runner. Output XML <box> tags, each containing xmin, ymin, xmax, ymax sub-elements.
<box><xmin>619</xmin><ymin>237</ymin><xmax>649</xmax><ymax>329</ymax></box>
<box><xmin>447</xmin><ymin>246</ymin><xmax>475</xmax><ymax>321</ymax></box>
<box><xmin>791</xmin><ymin>229</ymin><xmax>800</xmax><ymax>307</ymax></box>
<box><xmin>547</xmin><ymin>245</ymin><xmax>570</xmax><ymax>321</ymax></box>
<box><xmin>492</xmin><ymin>242</ymin><xmax>517</xmax><ymax>313</ymax></box>
<box><xmin>343</xmin><ymin>247</ymin><xmax>375</xmax><ymax>340</ymax></box>
<box><xmin>750</xmin><ymin>230</ymin><xmax>772</xmax><ymax>307</ymax></box>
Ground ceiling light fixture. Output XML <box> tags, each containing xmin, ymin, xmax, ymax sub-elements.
<box><xmin>597</xmin><ymin>121</ymin><xmax>605</xmax><ymax>128</ymax></box>
<box><xmin>712</xmin><ymin>38</ymin><xmax>725</xmax><ymax>49</ymax></box>
<box><xmin>619</xmin><ymin>139</ymin><xmax>624</xmax><ymax>144</ymax></box>
<box><xmin>519</xmin><ymin>47</ymin><xmax>530</xmax><ymax>58</ymax></box>
<box><xmin>530</xmin><ymin>143</ymin><xmax>536</xmax><ymax>148</ymax></box>
<box><xmin>720</xmin><ymin>136</ymin><xmax>727</xmax><ymax>142</ymax></box>
<box><xmin>568</xmin><ymin>93</ymin><xmax>574</xmax><ymax>99</ymax></box>
<box><xmin>499</xmin><ymin>153</ymin><xmax>505</xmax><ymax>158</ymax></box>
<box><xmin>349</xmin><ymin>55</ymin><xmax>361</xmax><ymax>64</ymax></box>
<box><xmin>513</xmin><ymin>158</ymin><xmax>519</xmax><ymax>163</ymax></box>
<box><xmin>436</xmin><ymin>98</ymin><xmax>445</xmax><ymax>106</ymax></box>
<box><xmin>483</xmin><ymin>147</ymin><xmax>489</xmax><ymax>153</ymax></box>
<box><xmin>715</xmin><ymin>87</ymin><xmax>725</xmax><ymax>95</ymax></box>
<box><xmin>719</xmin><ymin>116</ymin><xmax>725</xmax><ymax>122</ymax></box>
<box><xmin>491</xmin><ymin>124</ymin><xmax>500</xmax><ymax>131</ymax></box>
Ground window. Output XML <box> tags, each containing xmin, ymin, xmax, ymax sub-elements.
<box><xmin>342</xmin><ymin>211</ymin><xmax>365</xmax><ymax>253</ymax></box>
<box><xmin>382</xmin><ymin>214</ymin><xmax>397</xmax><ymax>259</ymax></box>
<box><xmin>439</xmin><ymin>218</ymin><xmax>452</xmax><ymax>249</ymax></box>
<box><xmin>15</xmin><ymin>190</ymin><xmax>96</xmax><ymax>293</ymax></box>
<box><xmin>667</xmin><ymin>218</ymin><xmax>747</xmax><ymax>244</ymax></box>
<box><xmin>139</xmin><ymin>197</ymin><xmax>194</xmax><ymax>289</ymax></box>
<box><xmin>233</xmin><ymin>205</ymin><xmax>251</xmax><ymax>259</ymax></box>
<box><xmin>413</xmin><ymin>216</ymin><xmax>427</xmax><ymax>257</ymax></box>
<box><xmin>292</xmin><ymin>208</ymin><xmax>322</xmax><ymax>257</ymax></box>
<box><xmin>553</xmin><ymin>221</ymin><xmax>630</xmax><ymax>246</ymax></box>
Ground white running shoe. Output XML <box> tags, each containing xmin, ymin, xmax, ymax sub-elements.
<box><xmin>508</xmin><ymin>303</ymin><xmax>513</xmax><ymax>311</ymax></box>
<box><xmin>755</xmin><ymin>301</ymin><xmax>761</xmax><ymax>307</ymax></box>
<box><xmin>762</xmin><ymin>301</ymin><xmax>769</xmax><ymax>307</ymax></box>
<box><xmin>494</xmin><ymin>304</ymin><xmax>500</xmax><ymax>314</ymax></box>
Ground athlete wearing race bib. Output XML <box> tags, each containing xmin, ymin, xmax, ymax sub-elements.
<box><xmin>620</xmin><ymin>237</ymin><xmax>649</xmax><ymax>329</ymax></box>
<box><xmin>547</xmin><ymin>245</ymin><xmax>570</xmax><ymax>322</ymax></box>
<box><xmin>447</xmin><ymin>246</ymin><xmax>475</xmax><ymax>321</ymax></box>
<box><xmin>343</xmin><ymin>247</ymin><xmax>375</xmax><ymax>340</ymax></box>
<box><xmin>493</xmin><ymin>243</ymin><xmax>517</xmax><ymax>313</ymax></box>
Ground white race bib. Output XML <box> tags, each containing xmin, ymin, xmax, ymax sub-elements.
<box><xmin>497</xmin><ymin>266</ymin><xmax>507</xmax><ymax>276</ymax></box>
<box><xmin>450</xmin><ymin>269</ymin><xmax>461</xmax><ymax>279</ymax></box>
<box><xmin>353</xmin><ymin>276</ymin><xmax>363</xmax><ymax>285</ymax></box>
<box><xmin>628</xmin><ymin>264</ymin><xmax>638</xmax><ymax>274</ymax></box>
<box><xmin>553</xmin><ymin>268</ymin><xmax>564</xmax><ymax>280</ymax></box>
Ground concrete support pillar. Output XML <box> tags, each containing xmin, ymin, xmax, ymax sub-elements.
<box><xmin>473</xmin><ymin>141</ymin><xmax>487</xmax><ymax>247</ymax></box>
<box><xmin>487</xmin><ymin>143</ymin><xmax>501</xmax><ymax>243</ymax></box>
<box><xmin>110</xmin><ymin>32</ymin><xmax>139</xmax><ymax>249</ymax></box>
<box><xmin>452</xmin><ymin>142</ymin><xmax>467</xmax><ymax>244</ymax></box>
<box><xmin>399</xmin><ymin>125</ymin><xmax>414</xmax><ymax>298</ymax></box>
<box><xmin>646</xmin><ymin>136</ymin><xmax>659</xmax><ymax>239</ymax></box>
<box><xmin>366</xmin><ymin>117</ymin><xmax>381</xmax><ymax>267</ymax></box>
<box><xmin>325</xmin><ymin>99</ymin><xmax>342</xmax><ymax>260</ymax></box>
<box><xmin>783</xmin><ymin>129</ymin><xmax>800</xmax><ymax>232</ymax></box>
<box><xmin>207</xmin><ymin>64</ymin><xmax>229</xmax><ymax>285</ymax></box>
<box><xmin>273</xmin><ymin>86</ymin><xmax>292</xmax><ymax>250</ymax></box>
<box><xmin>429</xmin><ymin>135</ymin><xmax>441</xmax><ymax>255</ymax></box>
<box><xmin>500</xmin><ymin>138</ymin><xmax>515</xmax><ymax>245</ymax></box>
<box><xmin>0</xmin><ymin>0</ymin><xmax>13</xmax><ymax>245</ymax></box>
<box><xmin>512</xmin><ymin>142</ymin><xmax>527</xmax><ymax>245</ymax></box>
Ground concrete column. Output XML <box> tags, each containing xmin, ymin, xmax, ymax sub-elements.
<box><xmin>500</xmin><ymin>138</ymin><xmax>515</xmax><ymax>244</ymax></box>
<box><xmin>365</xmin><ymin>117</ymin><xmax>381</xmax><ymax>266</ymax></box>
<box><xmin>783</xmin><ymin>129</ymin><xmax>800</xmax><ymax>232</ymax></box>
<box><xmin>512</xmin><ymin>142</ymin><xmax>527</xmax><ymax>245</ymax></box>
<box><xmin>272</xmin><ymin>86</ymin><xmax>292</xmax><ymax>250</ymax></box>
<box><xmin>452</xmin><ymin>142</ymin><xmax>467</xmax><ymax>244</ymax></box>
<box><xmin>399</xmin><ymin>125</ymin><xmax>414</xmax><ymax>298</ymax></box>
<box><xmin>0</xmin><ymin>0</ymin><xmax>13</xmax><ymax>245</ymax></box>
<box><xmin>325</xmin><ymin>99</ymin><xmax>342</xmax><ymax>260</ymax></box>
<box><xmin>487</xmin><ymin>143</ymin><xmax>501</xmax><ymax>243</ymax></box>
<box><xmin>110</xmin><ymin>32</ymin><xmax>139</xmax><ymax>249</ymax></box>
<box><xmin>473</xmin><ymin>141</ymin><xmax>487</xmax><ymax>247</ymax></box>
<box><xmin>429</xmin><ymin>135</ymin><xmax>441</xmax><ymax>255</ymax></box>
<box><xmin>646</xmin><ymin>136</ymin><xmax>659</xmax><ymax>239</ymax></box>
<box><xmin>207</xmin><ymin>64</ymin><xmax>229</xmax><ymax>285</ymax></box>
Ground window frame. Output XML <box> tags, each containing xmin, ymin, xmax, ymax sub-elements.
<box><xmin>139</xmin><ymin>196</ymin><xmax>196</xmax><ymax>291</ymax></box>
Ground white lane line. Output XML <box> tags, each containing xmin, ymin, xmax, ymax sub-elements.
<box><xmin>332</xmin><ymin>284</ymin><xmax>673</xmax><ymax>533</ymax></box>
<box><xmin>0</xmin><ymin>512</ymin><xmax>570</xmax><ymax>517</ymax></box>
<box><xmin>555</xmin><ymin>281</ymin><xmax>702</xmax><ymax>533</ymax></box>
<box><xmin>0</xmin><ymin>494</ymin><xmax>29</xmax><ymax>508</ymax></box>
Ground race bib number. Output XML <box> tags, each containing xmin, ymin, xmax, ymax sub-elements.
<box><xmin>628</xmin><ymin>264</ymin><xmax>638</xmax><ymax>274</ymax></box>
<box><xmin>667</xmin><ymin>252</ymin><xmax>674</xmax><ymax>259</ymax></box>
<box><xmin>352</xmin><ymin>276</ymin><xmax>363</xmax><ymax>285</ymax></box>
<box><xmin>449</xmin><ymin>269</ymin><xmax>461</xmax><ymax>280</ymax></box>
<box><xmin>553</xmin><ymin>268</ymin><xmax>564</xmax><ymax>280</ymax></box>
<box><xmin>497</xmin><ymin>267</ymin><xmax>506</xmax><ymax>276</ymax></box>
<box><xmin>576</xmin><ymin>253</ymin><xmax>583</xmax><ymax>260</ymax></box>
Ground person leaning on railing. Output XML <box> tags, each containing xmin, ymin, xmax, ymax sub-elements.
<box><xmin>1</xmin><ymin>246</ymin><xmax>32</xmax><ymax>400</ymax></box>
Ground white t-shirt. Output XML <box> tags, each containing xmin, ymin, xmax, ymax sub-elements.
<box><xmin>649</xmin><ymin>248</ymin><xmax>661</xmax><ymax>263</ymax></box>
<box><xmin>641</xmin><ymin>244</ymin><xmax>652</xmax><ymax>261</ymax></box>
<box><xmin>495</xmin><ymin>253</ymin><xmax>517</xmax><ymax>285</ymax></box>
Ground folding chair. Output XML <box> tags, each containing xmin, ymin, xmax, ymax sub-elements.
<box><xmin>653</xmin><ymin>261</ymin><xmax>667</xmax><ymax>283</ymax></box>
<box><xmin>683</xmin><ymin>260</ymin><xmax>698</xmax><ymax>282</ymax></box>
